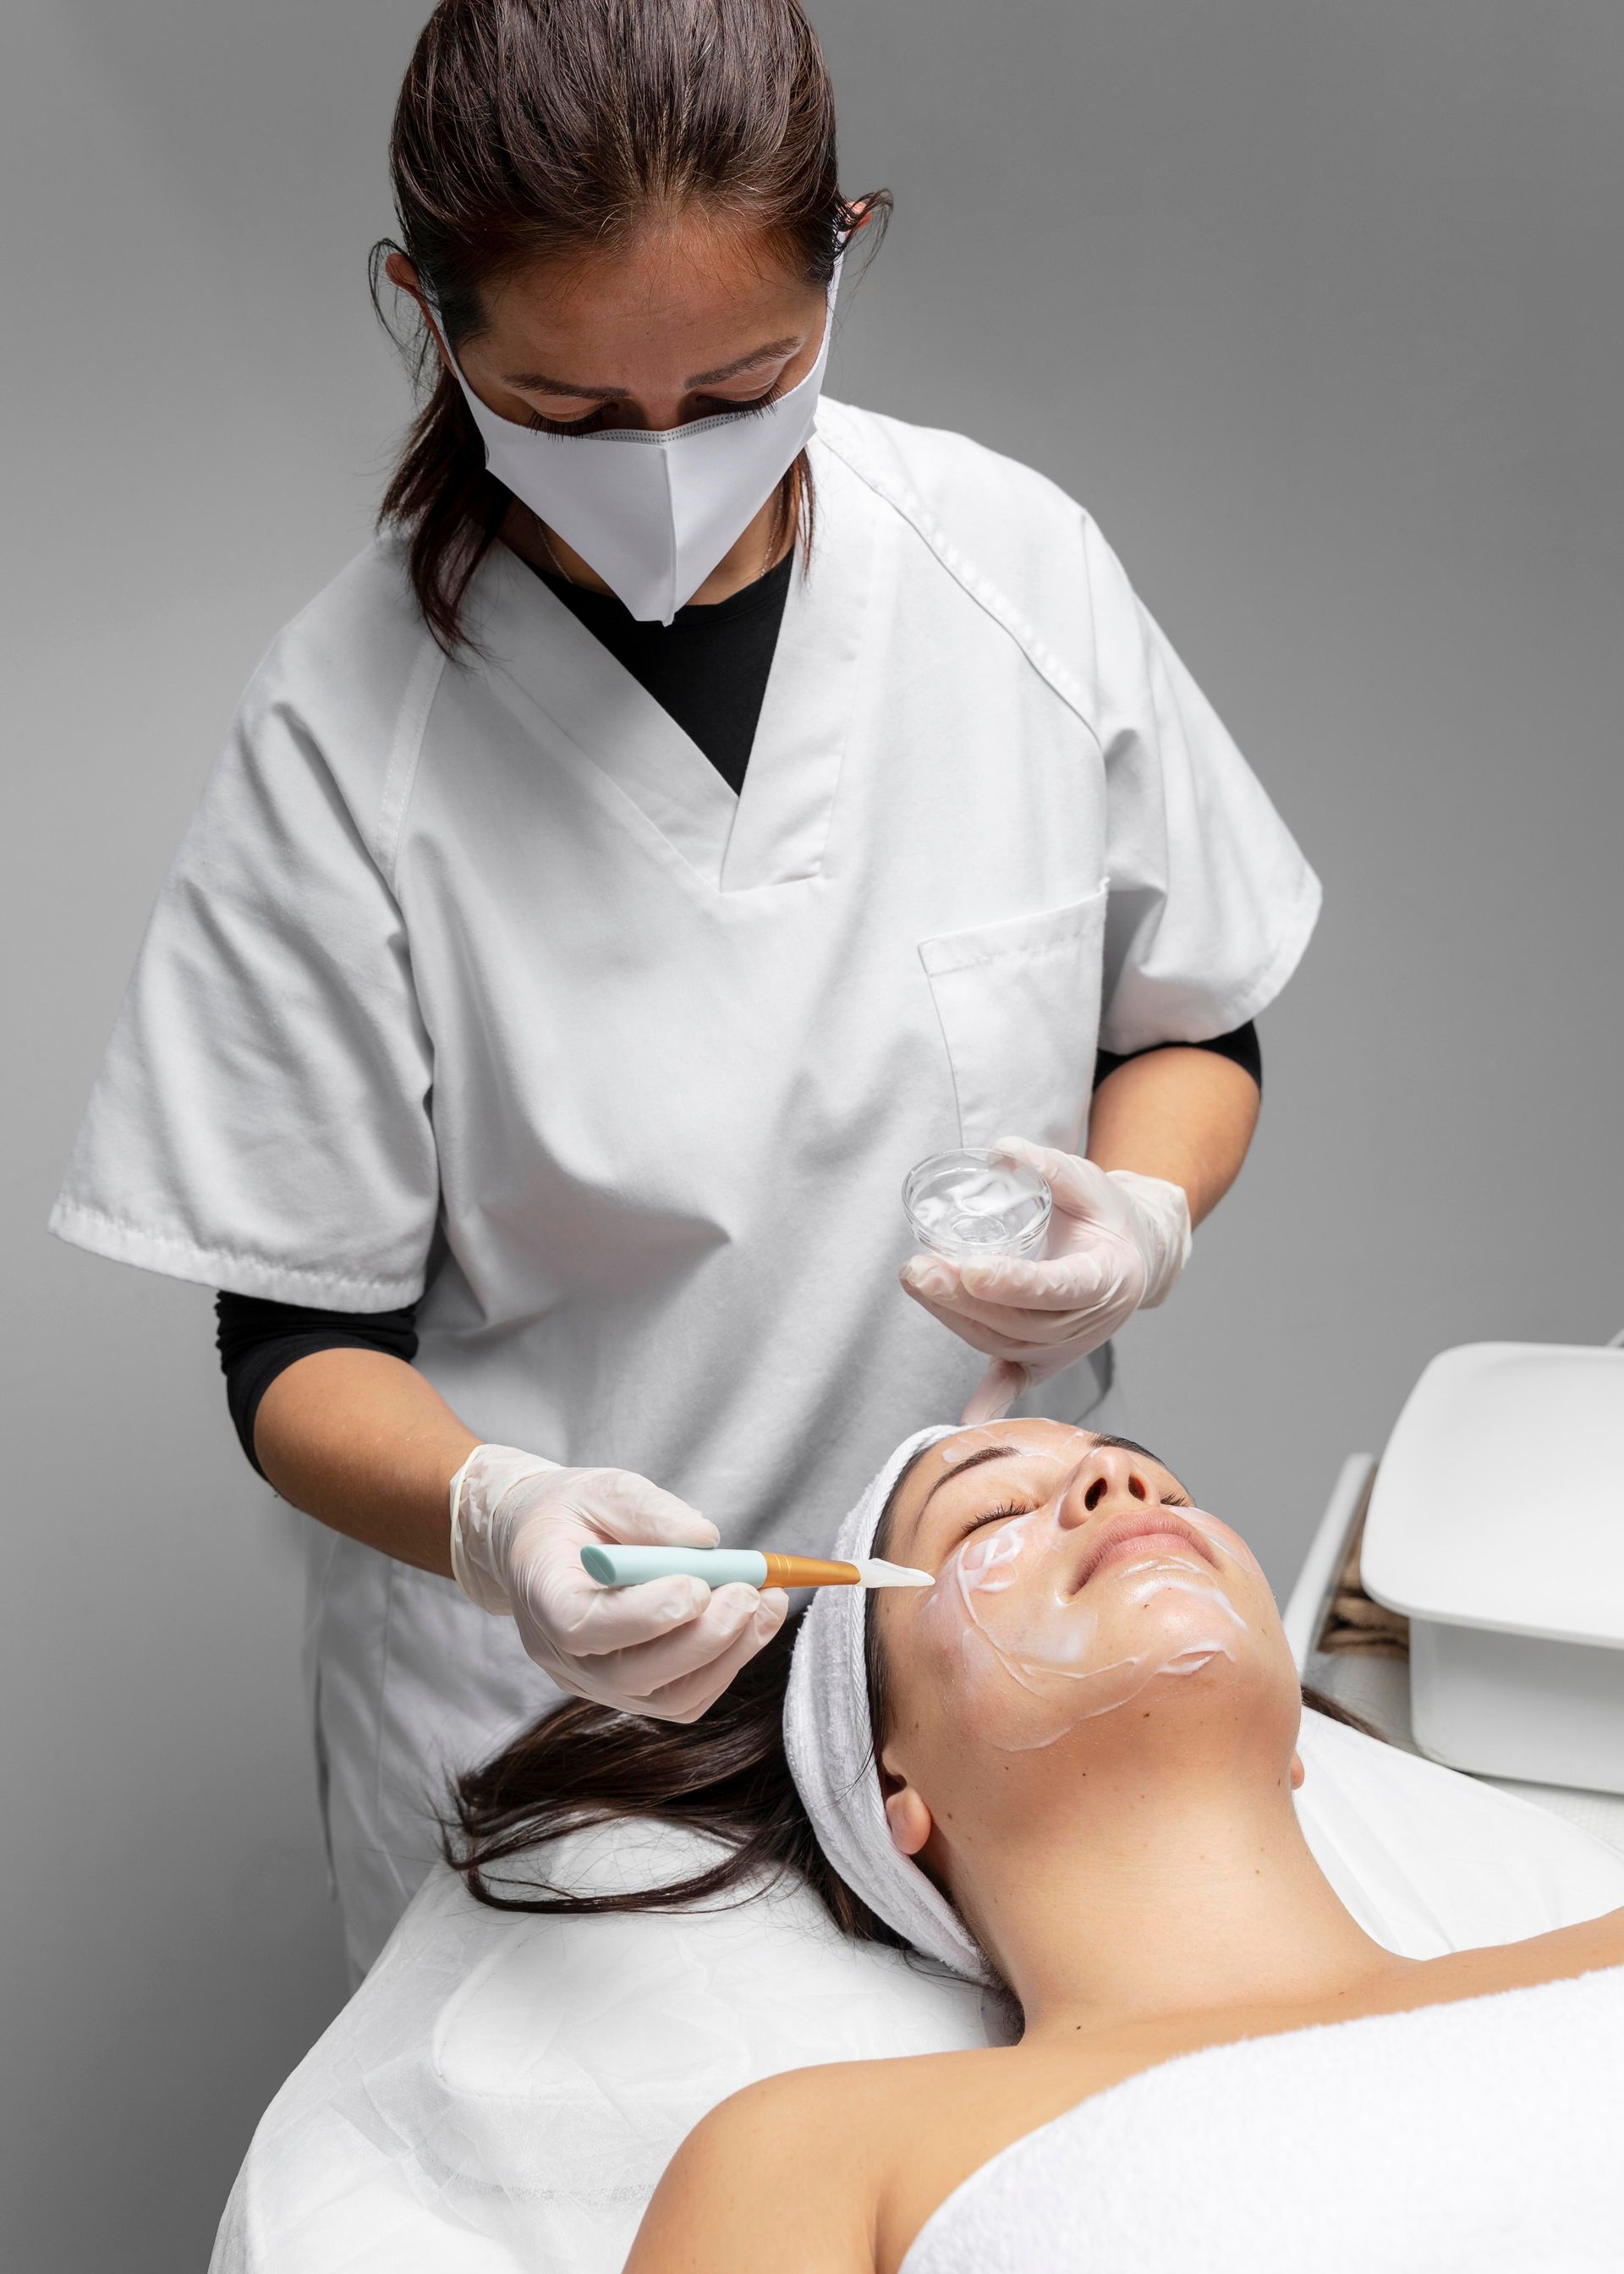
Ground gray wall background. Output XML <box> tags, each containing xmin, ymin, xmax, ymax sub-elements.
<box><xmin>3</xmin><ymin>3</ymin><xmax>1620</xmax><ymax>2266</ymax></box>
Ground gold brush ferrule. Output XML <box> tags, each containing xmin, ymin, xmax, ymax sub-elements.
<box><xmin>758</xmin><ymin>1554</ymin><xmax>864</xmax><ymax>1589</ymax></box>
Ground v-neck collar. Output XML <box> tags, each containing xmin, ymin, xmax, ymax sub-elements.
<box><xmin>469</xmin><ymin>432</ymin><xmax>877</xmax><ymax>895</ymax></box>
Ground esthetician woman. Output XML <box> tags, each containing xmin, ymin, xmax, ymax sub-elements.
<box><xmin>52</xmin><ymin>0</ymin><xmax>1319</xmax><ymax>1976</ymax></box>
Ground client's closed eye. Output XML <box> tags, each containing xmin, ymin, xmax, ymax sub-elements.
<box><xmin>960</xmin><ymin>1486</ymin><xmax>1191</xmax><ymax>1545</ymax></box>
<box><xmin>960</xmin><ymin>1501</ymin><xmax>1034</xmax><ymax>1540</ymax></box>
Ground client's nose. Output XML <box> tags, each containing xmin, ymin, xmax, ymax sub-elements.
<box><xmin>1055</xmin><ymin>1442</ymin><xmax>1159</xmax><ymax>1529</ymax></box>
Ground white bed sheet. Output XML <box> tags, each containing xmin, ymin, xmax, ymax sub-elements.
<box><xmin>212</xmin><ymin>1718</ymin><xmax>1624</xmax><ymax>2274</ymax></box>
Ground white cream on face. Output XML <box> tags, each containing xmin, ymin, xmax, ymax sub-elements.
<box><xmin>921</xmin><ymin>1466</ymin><xmax>1258</xmax><ymax>1752</ymax></box>
<box><xmin>938</xmin><ymin>1428</ymin><xmax>1023</xmax><ymax>1467</ymax></box>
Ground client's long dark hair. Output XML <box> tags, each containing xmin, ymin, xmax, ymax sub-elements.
<box><xmin>449</xmin><ymin>1607</ymin><xmax>915</xmax><ymax>1944</ymax></box>
<box><xmin>447</xmin><ymin>1510</ymin><xmax>1376</xmax><ymax>1946</ymax></box>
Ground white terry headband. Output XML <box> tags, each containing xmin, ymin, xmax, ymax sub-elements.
<box><xmin>783</xmin><ymin>1424</ymin><xmax>996</xmax><ymax>1985</ymax></box>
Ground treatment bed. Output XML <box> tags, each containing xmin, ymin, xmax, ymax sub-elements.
<box><xmin>213</xmin><ymin>1350</ymin><xmax>1624</xmax><ymax>2274</ymax></box>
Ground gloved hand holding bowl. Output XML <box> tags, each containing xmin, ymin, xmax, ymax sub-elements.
<box><xmin>901</xmin><ymin>1137</ymin><xmax>1193</xmax><ymax>1425</ymax></box>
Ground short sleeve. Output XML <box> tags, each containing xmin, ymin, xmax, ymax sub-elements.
<box><xmin>1083</xmin><ymin>515</ymin><xmax>1322</xmax><ymax>1057</ymax></box>
<box><xmin>51</xmin><ymin>652</ymin><xmax>439</xmax><ymax>1310</ymax></box>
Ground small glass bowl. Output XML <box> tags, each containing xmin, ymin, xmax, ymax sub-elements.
<box><xmin>903</xmin><ymin>1148</ymin><xmax>1053</xmax><ymax>1261</ymax></box>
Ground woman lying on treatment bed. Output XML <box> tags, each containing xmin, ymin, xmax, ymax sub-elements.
<box><xmin>449</xmin><ymin>1422</ymin><xmax>1624</xmax><ymax>2271</ymax></box>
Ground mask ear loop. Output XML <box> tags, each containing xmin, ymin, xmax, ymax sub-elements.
<box><xmin>417</xmin><ymin>292</ymin><xmax>458</xmax><ymax>374</ymax></box>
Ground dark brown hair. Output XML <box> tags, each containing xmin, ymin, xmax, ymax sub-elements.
<box><xmin>370</xmin><ymin>0</ymin><xmax>888</xmax><ymax>651</ymax></box>
<box><xmin>447</xmin><ymin>1451</ymin><xmax>1380</xmax><ymax>1949</ymax></box>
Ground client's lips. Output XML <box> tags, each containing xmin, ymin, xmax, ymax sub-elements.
<box><xmin>1073</xmin><ymin>1508</ymin><xmax>1218</xmax><ymax>1591</ymax></box>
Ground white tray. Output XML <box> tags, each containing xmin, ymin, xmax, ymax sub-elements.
<box><xmin>1362</xmin><ymin>1341</ymin><xmax>1624</xmax><ymax>1646</ymax></box>
<box><xmin>1286</xmin><ymin>1343</ymin><xmax>1624</xmax><ymax>1809</ymax></box>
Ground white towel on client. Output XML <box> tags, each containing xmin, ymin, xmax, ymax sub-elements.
<box><xmin>903</xmin><ymin>1964</ymin><xmax>1624</xmax><ymax>2272</ymax></box>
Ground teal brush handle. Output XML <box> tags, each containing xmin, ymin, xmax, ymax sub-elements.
<box><xmin>579</xmin><ymin>1545</ymin><xmax>771</xmax><ymax>1590</ymax></box>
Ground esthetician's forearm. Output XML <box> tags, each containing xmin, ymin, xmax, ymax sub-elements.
<box><xmin>1085</xmin><ymin>1046</ymin><xmax>1260</xmax><ymax>1227</ymax></box>
<box><xmin>253</xmin><ymin>1348</ymin><xmax>479</xmax><ymax>1577</ymax></box>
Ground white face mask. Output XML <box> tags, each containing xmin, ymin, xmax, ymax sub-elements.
<box><xmin>432</xmin><ymin>261</ymin><xmax>841</xmax><ymax>625</ymax></box>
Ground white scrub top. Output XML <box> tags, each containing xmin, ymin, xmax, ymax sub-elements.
<box><xmin>53</xmin><ymin>400</ymin><xmax>1320</xmax><ymax>1971</ymax></box>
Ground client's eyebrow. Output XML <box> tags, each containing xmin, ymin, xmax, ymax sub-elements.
<box><xmin>1092</xmin><ymin>1432</ymin><xmax>1166</xmax><ymax>1466</ymax></box>
<box><xmin>917</xmin><ymin>1442</ymin><xmax>1017</xmax><ymax>1515</ymax></box>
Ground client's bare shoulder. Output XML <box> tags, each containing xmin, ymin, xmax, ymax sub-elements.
<box><xmin>624</xmin><ymin>2046</ymin><xmax>1019</xmax><ymax>2274</ymax></box>
<box><xmin>1427</xmin><ymin>1900</ymin><xmax>1624</xmax><ymax>2002</ymax></box>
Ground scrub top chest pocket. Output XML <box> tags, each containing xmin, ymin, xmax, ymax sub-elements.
<box><xmin>918</xmin><ymin>887</ymin><xmax>1109</xmax><ymax>1156</ymax></box>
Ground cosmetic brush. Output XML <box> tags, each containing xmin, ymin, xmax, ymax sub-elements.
<box><xmin>579</xmin><ymin>1545</ymin><xmax>933</xmax><ymax>1590</ymax></box>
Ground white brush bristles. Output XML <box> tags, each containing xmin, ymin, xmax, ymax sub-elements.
<box><xmin>856</xmin><ymin>1557</ymin><xmax>935</xmax><ymax>1589</ymax></box>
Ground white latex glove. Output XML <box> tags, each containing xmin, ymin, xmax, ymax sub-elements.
<box><xmin>449</xmin><ymin>1446</ymin><xmax>787</xmax><ymax>1722</ymax></box>
<box><xmin>900</xmin><ymin>1137</ymin><xmax>1193</xmax><ymax>1425</ymax></box>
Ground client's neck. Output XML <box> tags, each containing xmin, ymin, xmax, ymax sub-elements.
<box><xmin>970</xmin><ymin>1765</ymin><xmax>1405</xmax><ymax>2041</ymax></box>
